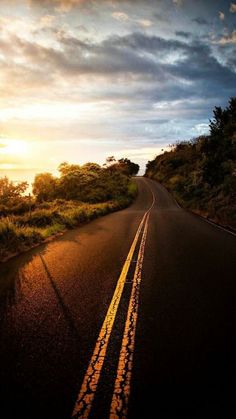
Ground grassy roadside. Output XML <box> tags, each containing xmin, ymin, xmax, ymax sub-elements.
<box><xmin>150</xmin><ymin>177</ymin><xmax>236</xmax><ymax>230</ymax></box>
<box><xmin>171</xmin><ymin>187</ymin><xmax>236</xmax><ymax>230</ymax></box>
<box><xmin>0</xmin><ymin>180</ymin><xmax>138</xmax><ymax>263</ymax></box>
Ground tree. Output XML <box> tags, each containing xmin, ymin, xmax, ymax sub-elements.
<box><xmin>118</xmin><ymin>158</ymin><xmax>140</xmax><ymax>176</ymax></box>
<box><xmin>103</xmin><ymin>157</ymin><xmax>139</xmax><ymax>176</ymax></box>
<box><xmin>105</xmin><ymin>156</ymin><xmax>116</xmax><ymax>166</ymax></box>
<box><xmin>202</xmin><ymin>97</ymin><xmax>236</xmax><ymax>185</ymax></box>
<box><xmin>82</xmin><ymin>162</ymin><xmax>101</xmax><ymax>172</ymax></box>
<box><xmin>32</xmin><ymin>173</ymin><xmax>57</xmax><ymax>202</ymax></box>
<box><xmin>58</xmin><ymin>162</ymin><xmax>98</xmax><ymax>200</ymax></box>
<box><xmin>0</xmin><ymin>177</ymin><xmax>28</xmax><ymax>204</ymax></box>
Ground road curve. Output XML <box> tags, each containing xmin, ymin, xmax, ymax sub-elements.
<box><xmin>0</xmin><ymin>178</ymin><xmax>235</xmax><ymax>419</ymax></box>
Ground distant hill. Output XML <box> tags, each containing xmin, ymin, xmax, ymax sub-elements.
<box><xmin>145</xmin><ymin>98</ymin><xmax>236</xmax><ymax>229</ymax></box>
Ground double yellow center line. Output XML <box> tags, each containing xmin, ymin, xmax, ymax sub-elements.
<box><xmin>72</xmin><ymin>184</ymin><xmax>155</xmax><ymax>418</ymax></box>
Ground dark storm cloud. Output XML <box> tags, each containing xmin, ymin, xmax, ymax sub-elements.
<box><xmin>54</xmin><ymin>31</ymin><xmax>236</xmax><ymax>95</ymax></box>
<box><xmin>4</xmin><ymin>28</ymin><xmax>235</xmax><ymax>107</ymax></box>
<box><xmin>192</xmin><ymin>17</ymin><xmax>209</xmax><ymax>25</ymax></box>
<box><xmin>175</xmin><ymin>31</ymin><xmax>192</xmax><ymax>38</ymax></box>
<box><xmin>106</xmin><ymin>32</ymin><xmax>187</xmax><ymax>53</ymax></box>
<box><xmin>153</xmin><ymin>12</ymin><xmax>170</xmax><ymax>23</ymax></box>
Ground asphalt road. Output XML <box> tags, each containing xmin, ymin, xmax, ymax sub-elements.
<box><xmin>0</xmin><ymin>178</ymin><xmax>235</xmax><ymax>419</ymax></box>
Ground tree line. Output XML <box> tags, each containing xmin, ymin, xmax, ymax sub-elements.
<box><xmin>0</xmin><ymin>157</ymin><xmax>139</xmax><ymax>215</ymax></box>
<box><xmin>0</xmin><ymin>157</ymin><xmax>139</xmax><ymax>260</ymax></box>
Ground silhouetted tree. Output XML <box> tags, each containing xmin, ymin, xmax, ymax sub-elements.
<box><xmin>118</xmin><ymin>158</ymin><xmax>139</xmax><ymax>176</ymax></box>
<box><xmin>32</xmin><ymin>173</ymin><xmax>57</xmax><ymax>202</ymax></box>
<box><xmin>0</xmin><ymin>177</ymin><xmax>28</xmax><ymax>204</ymax></box>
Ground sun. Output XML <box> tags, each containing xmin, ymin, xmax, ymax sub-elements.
<box><xmin>1</xmin><ymin>139</ymin><xmax>29</xmax><ymax>156</ymax></box>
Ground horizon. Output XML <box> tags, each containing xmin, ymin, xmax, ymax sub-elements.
<box><xmin>0</xmin><ymin>0</ymin><xmax>236</xmax><ymax>184</ymax></box>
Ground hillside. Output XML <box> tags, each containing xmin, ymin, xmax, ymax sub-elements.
<box><xmin>145</xmin><ymin>98</ymin><xmax>236</xmax><ymax>229</ymax></box>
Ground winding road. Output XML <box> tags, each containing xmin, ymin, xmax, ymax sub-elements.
<box><xmin>0</xmin><ymin>178</ymin><xmax>235</xmax><ymax>418</ymax></box>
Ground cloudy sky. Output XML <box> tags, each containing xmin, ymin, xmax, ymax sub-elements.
<box><xmin>0</xmin><ymin>0</ymin><xmax>236</xmax><ymax>181</ymax></box>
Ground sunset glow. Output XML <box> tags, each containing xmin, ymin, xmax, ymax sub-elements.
<box><xmin>0</xmin><ymin>140</ymin><xmax>29</xmax><ymax>157</ymax></box>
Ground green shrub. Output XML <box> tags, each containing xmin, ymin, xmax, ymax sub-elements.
<box><xmin>127</xmin><ymin>180</ymin><xmax>138</xmax><ymax>198</ymax></box>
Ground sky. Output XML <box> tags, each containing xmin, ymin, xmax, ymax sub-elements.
<box><xmin>0</xmin><ymin>0</ymin><xmax>236</xmax><ymax>183</ymax></box>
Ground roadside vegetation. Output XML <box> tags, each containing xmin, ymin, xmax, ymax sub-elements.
<box><xmin>0</xmin><ymin>157</ymin><xmax>139</xmax><ymax>261</ymax></box>
<box><xmin>145</xmin><ymin>97</ymin><xmax>236</xmax><ymax>228</ymax></box>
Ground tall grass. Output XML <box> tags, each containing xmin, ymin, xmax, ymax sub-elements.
<box><xmin>0</xmin><ymin>218</ymin><xmax>43</xmax><ymax>259</ymax></box>
<box><xmin>0</xmin><ymin>181</ymin><xmax>137</xmax><ymax>261</ymax></box>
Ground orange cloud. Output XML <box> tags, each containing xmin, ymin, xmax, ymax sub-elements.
<box><xmin>230</xmin><ymin>3</ymin><xmax>236</xmax><ymax>13</ymax></box>
<box><xmin>218</xmin><ymin>30</ymin><xmax>236</xmax><ymax>44</ymax></box>
<box><xmin>29</xmin><ymin>0</ymin><xmax>88</xmax><ymax>12</ymax></box>
<box><xmin>112</xmin><ymin>12</ymin><xmax>129</xmax><ymax>22</ymax></box>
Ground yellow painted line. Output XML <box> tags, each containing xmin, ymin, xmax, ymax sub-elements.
<box><xmin>72</xmin><ymin>180</ymin><xmax>155</xmax><ymax>418</ymax></box>
<box><xmin>109</xmin><ymin>214</ymin><xmax>150</xmax><ymax>419</ymax></box>
<box><xmin>72</xmin><ymin>218</ymin><xmax>147</xmax><ymax>418</ymax></box>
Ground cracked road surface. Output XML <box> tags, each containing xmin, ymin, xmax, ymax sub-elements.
<box><xmin>0</xmin><ymin>178</ymin><xmax>235</xmax><ymax>419</ymax></box>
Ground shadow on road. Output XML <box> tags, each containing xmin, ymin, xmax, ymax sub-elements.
<box><xmin>39</xmin><ymin>254</ymin><xmax>81</xmax><ymax>342</ymax></box>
